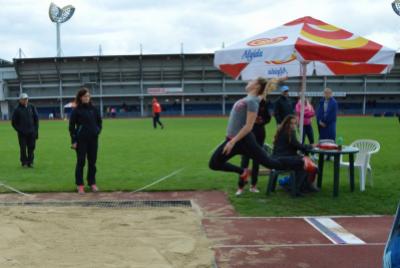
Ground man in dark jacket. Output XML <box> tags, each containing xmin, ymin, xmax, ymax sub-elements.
<box><xmin>11</xmin><ymin>93</ymin><xmax>39</xmax><ymax>168</ymax></box>
<box><xmin>274</xmin><ymin>85</ymin><xmax>293</xmax><ymax>125</ymax></box>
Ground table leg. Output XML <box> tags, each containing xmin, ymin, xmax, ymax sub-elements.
<box><xmin>333</xmin><ymin>155</ymin><xmax>340</xmax><ymax>197</ymax></box>
<box><xmin>349</xmin><ymin>153</ymin><xmax>355</xmax><ymax>192</ymax></box>
<box><xmin>317</xmin><ymin>153</ymin><xmax>325</xmax><ymax>188</ymax></box>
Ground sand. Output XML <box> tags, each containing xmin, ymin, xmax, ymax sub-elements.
<box><xmin>0</xmin><ymin>206</ymin><xmax>213</xmax><ymax>268</ymax></box>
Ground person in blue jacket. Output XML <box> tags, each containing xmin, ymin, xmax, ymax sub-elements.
<box><xmin>316</xmin><ymin>88</ymin><xmax>338</xmax><ymax>142</ymax></box>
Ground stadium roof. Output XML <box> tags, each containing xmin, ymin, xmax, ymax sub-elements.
<box><xmin>0</xmin><ymin>58</ymin><xmax>13</xmax><ymax>67</ymax></box>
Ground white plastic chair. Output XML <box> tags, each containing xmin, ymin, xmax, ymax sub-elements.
<box><xmin>340</xmin><ymin>139</ymin><xmax>380</xmax><ymax>191</ymax></box>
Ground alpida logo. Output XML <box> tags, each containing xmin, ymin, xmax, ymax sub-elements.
<box><xmin>247</xmin><ymin>36</ymin><xmax>288</xmax><ymax>46</ymax></box>
<box><xmin>241</xmin><ymin>49</ymin><xmax>263</xmax><ymax>62</ymax></box>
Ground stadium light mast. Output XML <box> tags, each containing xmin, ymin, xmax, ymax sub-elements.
<box><xmin>392</xmin><ymin>0</ymin><xmax>400</xmax><ymax>15</ymax></box>
<box><xmin>49</xmin><ymin>2</ymin><xmax>75</xmax><ymax>57</ymax></box>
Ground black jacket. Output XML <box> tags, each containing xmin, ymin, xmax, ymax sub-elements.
<box><xmin>273</xmin><ymin>95</ymin><xmax>293</xmax><ymax>124</ymax></box>
<box><xmin>69</xmin><ymin>104</ymin><xmax>102</xmax><ymax>143</ymax></box>
<box><xmin>253</xmin><ymin>99</ymin><xmax>271</xmax><ymax>132</ymax></box>
<box><xmin>273</xmin><ymin>130</ymin><xmax>312</xmax><ymax>157</ymax></box>
<box><xmin>11</xmin><ymin>103</ymin><xmax>39</xmax><ymax>136</ymax></box>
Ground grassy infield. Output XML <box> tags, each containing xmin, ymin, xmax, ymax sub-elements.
<box><xmin>0</xmin><ymin>116</ymin><xmax>398</xmax><ymax>216</ymax></box>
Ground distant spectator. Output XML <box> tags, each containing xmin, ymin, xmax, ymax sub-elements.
<box><xmin>295</xmin><ymin>98</ymin><xmax>315</xmax><ymax>144</ymax></box>
<box><xmin>111</xmin><ymin>107</ymin><xmax>116</xmax><ymax>118</ymax></box>
<box><xmin>397</xmin><ymin>109</ymin><xmax>400</xmax><ymax>123</ymax></box>
<box><xmin>152</xmin><ymin>97</ymin><xmax>164</xmax><ymax>129</ymax></box>
<box><xmin>274</xmin><ymin>85</ymin><xmax>293</xmax><ymax>125</ymax></box>
<box><xmin>316</xmin><ymin>88</ymin><xmax>338</xmax><ymax>142</ymax></box>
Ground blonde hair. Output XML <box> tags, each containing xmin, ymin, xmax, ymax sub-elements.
<box><xmin>256</xmin><ymin>77</ymin><xmax>280</xmax><ymax>100</ymax></box>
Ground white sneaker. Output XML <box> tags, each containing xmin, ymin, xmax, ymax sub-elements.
<box><xmin>249</xmin><ymin>186</ymin><xmax>260</xmax><ymax>193</ymax></box>
<box><xmin>235</xmin><ymin>188</ymin><xmax>244</xmax><ymax>196</ymax></box>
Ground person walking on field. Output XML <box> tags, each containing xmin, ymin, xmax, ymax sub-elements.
<box><xmin>152</xmin><ymin>97</ymin><xmax>164</xmax><ymax>129</ymax></box>
<box><xmin>11</xmin><ymin>93</ymin><xmax>39</xmax><ymax>168</ymax></box>
<box><xmin>69</xmin><ymin>88</ymin><xmax>102</xmax><ymax>194</ymax></box>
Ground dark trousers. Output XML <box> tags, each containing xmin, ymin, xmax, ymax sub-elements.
<box><xmin>209</xmin><ymin>133</ymin><xmax>304</xmax><ymax>176</ymax></box>
<box><xmin>153</xmin><ymin>113</ymin><xmax>163</xmax><ymax>128</ymax></box>
<box><xmin>75</xmin><ymin>136</ymin><xmax>98</xmax><ymax>186</ymax></box>
<box><xmin>302</xmin><ymin>124</ymin><xmax>315</xmax><ymax>144</ymax></box>
<box><xmin>294</xmin><ymin>170</ymin><xmax>308</xmax><ymax>191</ymax></box>
<box><xmin>238</xmin><ymin>127</ymin><xmax>266</xmax><ymax>188</ymax></box>
<box><xmin>18</xmin><ymin>132</ymin><xmax>36</xmax><ymax>165</ymax></box>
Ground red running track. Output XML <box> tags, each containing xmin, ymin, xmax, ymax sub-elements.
<box><xmin>0</xmin><ymin>191</ymin><xmax>393</xmax><ymax>267</ymax></box>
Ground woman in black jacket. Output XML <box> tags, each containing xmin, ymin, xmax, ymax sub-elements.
<box><xmin>273</xmin><ymin>115</ymin><xmax>318</xmax><ymax>195</ymax></box>
<box><xmin>69</xmin><ymin>88</ymin><xmax>102</xmax><ymax>194</ymax></box>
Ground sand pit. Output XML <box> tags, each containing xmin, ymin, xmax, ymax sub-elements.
<box><xmin>0</xmin><ymin>205</ymin><xmax>213</xmax><ymax>268</ymax></box>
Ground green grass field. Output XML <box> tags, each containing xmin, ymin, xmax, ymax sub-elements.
<box><xmin>0</xmin><ymin>116</ymin><xmax>398</xmax><ymax>216</ymax></box>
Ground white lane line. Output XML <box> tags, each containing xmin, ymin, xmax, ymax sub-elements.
<box><xmin>211</xmin><ymin>243</ymin><xmax>384</xmax><ymax>249</ymax></box>
<box><xmin>131</xmin><ymin>168</ymin><xmax>184</xmax><ymax>193</ymax></box>
<box><xmin>0</xmin><ymin>182</ymin><xmax>32</xmax><ymax>196</ymax></box>
<box><xmin>305</xmin><ymin>217</ymin><xmax>366</xmax><ymax>245</ymax></box>
<box><xmin>203</xmin><ymin>215</ymin><xmax>389</xmax><ymax>220</ymax></box>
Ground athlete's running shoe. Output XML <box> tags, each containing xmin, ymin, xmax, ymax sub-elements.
<box><xmin>235</xmin><ymin>188</ymin><xmax>244</xmax><ymax>196</ymax></box>
<box><xmin>77</xmin><ymin>185</ymin><xmax>85</xmax><ymax>194</ymax></box>
<box><xmin>249</xmin><ymin>186</ymin><xmax>260</xmax><ymax>193</ymax></box>
<box><xmin>90</xmin><ymin>184</ymin><xmax>99</xmax><ymax>193</ymax></box>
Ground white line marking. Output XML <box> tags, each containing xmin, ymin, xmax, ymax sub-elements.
<box><xmin>203</xmin><ymin>215</ymin><xmax>390</xmax><ymax>220</ymax></box>
<box><xmin>0</xmin><ymin>182</ymin><xmax>31</xmax><ymax>196</ymax></box>
<box><xmin>131</xmin><ymin>168</ymin><xmax>184</xmax><ymax>193</ymax></box>
<box><xmin>211</xmin><ymin>243</ymin><xmax>384</xmax><ymax>249</ymax></box>
<box><xmin>305</xmin><ymin>217</ymin><xmax>366</xmax><ymax>245</ymax></box>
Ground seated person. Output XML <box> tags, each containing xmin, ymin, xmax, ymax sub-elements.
<box><xmin>273</xmin><ymin>115</ymin><xmax>318</xmax><ymax>194</ymax></box>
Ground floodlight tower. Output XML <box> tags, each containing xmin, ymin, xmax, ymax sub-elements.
<box><xmin>392</xmin><ymin>0</ymin><xmax>400</xmax><ymax>16</ymax></box>
<box><xmin>49</xmin><ymin>2</ymin><xmax>75</xmax><ymax>57</ymax></box>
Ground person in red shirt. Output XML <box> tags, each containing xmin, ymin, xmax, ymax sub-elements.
<box><xmin>152</xmin><ymin>97</ymin><xmax>164</xmax><ymax>129</ymax></box>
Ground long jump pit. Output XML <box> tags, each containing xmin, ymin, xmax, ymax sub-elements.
<box><xmin>0</xmin><ymin>200</ymin><xmax>214</xmax><ymax>268</ymax></box>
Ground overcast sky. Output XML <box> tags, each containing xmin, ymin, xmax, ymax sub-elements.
<box><xmin>0</xmin><ymin>0</ymin><xmax>399</xmax><ymax>61</ymax></box>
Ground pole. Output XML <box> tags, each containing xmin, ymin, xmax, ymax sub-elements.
<box><xmin>139</xmin><ymin>44</ymin><xmax>144</xmax><ymax>117</ymax></box>
<box><xmin>140</xmin><ymin>98</ymin><xmax>144</xmax><ymax>117</ymax></box>
<box><xmin>363</xmin><ymin>76</ymin><xmax>367</xmax><ymax>115</ymax></box>
<box><xmin>99</xmin><ymin>79</ymin><xmax>104</xmax><ymax>118</ymax></box>
<box><xmin>299</xmin><ymin>62</ymin><xmax>307</xmax><ymax>143</ymax></box>
<box><xmin>59</xmin><ymin>80</ymin><xmax>64</xmax><ymax>119</ymax></box>
<box><xmin>181</xmin><ymin>96</ymin><xmax>185</xmax><ymax>116</ymax></box>
<box><xmin>222</xmin><ymin>95</ymin><xmax>226</xmax><ymax>116</ymax></box>
<box><xmin>56</xmin><ymin>23</ymin><xmax>61</xmax><ymax>57</ymax></box>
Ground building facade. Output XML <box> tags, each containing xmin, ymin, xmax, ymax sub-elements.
<box><xmin>1</xmin><ymin>53</ymin><xmax>400</xmax><ymax>119</ymax></box>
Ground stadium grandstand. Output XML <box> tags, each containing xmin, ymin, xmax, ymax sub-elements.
<box><xmin>0</xmin><ymin>53</ymin><xmax>399</xmax><ymax>120</ymax></box>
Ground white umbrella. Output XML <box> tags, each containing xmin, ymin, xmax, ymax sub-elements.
<box><xmin>214</xmin><ymin>16</ymin><xmax>396</xmax><ymax>140</ymax></box>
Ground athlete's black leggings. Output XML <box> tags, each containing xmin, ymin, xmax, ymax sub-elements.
<box><xmin>209</xmin><ymin>133</ymin><xmax>304</xmax><ymax>175</ymax></box>
<box><xmin>238</xmin><ymin>126</ymin><xmax>265</xmax><ymax>188</ymax></box>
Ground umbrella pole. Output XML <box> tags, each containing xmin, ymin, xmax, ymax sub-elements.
<box><xmin>299</xmin><ymin>62</ymin><xmax>307</xmax><ymax>143</ymax></box>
